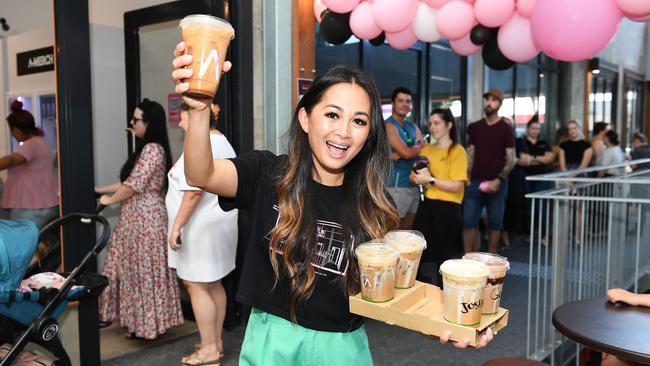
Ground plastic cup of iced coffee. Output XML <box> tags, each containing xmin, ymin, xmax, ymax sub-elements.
<box><xmin>463</xmin><ymin>252</ymin><xmax>510</xmax><ymax>315</ymax></box>
<box><xmin>355</xmin><ymin>241</ymin><xmax>400</xmax><ymax>303</ymax></box>
<box><xmin>179</xmin><ymin>14</ymin><xmax>235</xmax><ymax>99</ymax></box>
<box><xmin>384</xmin><ymin>230</ymin><xmax>427</xmax><ymax>289</ymax></box>
<box><xmin>439</xmin><ymin>259</ymin><xmax>489</xmax><ymax>327</ymax></box>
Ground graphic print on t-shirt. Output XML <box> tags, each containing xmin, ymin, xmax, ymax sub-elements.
<box><xmin>267</xmin><ymin>205</ymin><xmax>350</xmax><ymax>277</ymax></box>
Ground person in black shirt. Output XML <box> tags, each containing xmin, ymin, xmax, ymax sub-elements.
<box><xmin>559</xmin><ymin>121</ymin><xmax>593</xmax><ymax>171</ymax></box>
<box><xmin>516</xmin><ymin>119</ymin><xmax>555</xmax><ymax>235</ymax></box>
<box><xmin>172</xmin><ymin>45</ymin><xmax>494</xmax><ymax>365</ymax></box>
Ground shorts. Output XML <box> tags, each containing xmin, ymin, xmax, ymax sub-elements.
<box><xmin>239</xmin><ymin>308</ymin><xmax>373</xmax><ymax>366</ymax></box>
<box><xmin>462</xmin><ymin>180</ymin><xmax>508</xmax><ymax>230</ymax></box>
<box><xmin>387</xmin><ymin>187</ymin><xmax>419</xmax><ymax>218</ymax></box>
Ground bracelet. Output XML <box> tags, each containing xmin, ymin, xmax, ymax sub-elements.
<box><xmin>429</xmin><ymin>178</ymin><xmax>436</xmax><ymax>186</ymax></box>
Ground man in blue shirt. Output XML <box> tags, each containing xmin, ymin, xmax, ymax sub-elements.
<box><xmin>384</xmin><ymin>87</ymin><xmax>425</xmax><ymax>229</ymax></box>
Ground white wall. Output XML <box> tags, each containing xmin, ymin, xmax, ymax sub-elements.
<box><xmin>6</xmin><ymin>28</ymin><xmax>55</xmax><ymax>95</ymax></box>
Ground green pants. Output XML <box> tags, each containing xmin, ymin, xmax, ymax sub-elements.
<box><xmin>239</xmin><ymin>308</ymin><xmax>374</xmax><ymax>366</ymax></box>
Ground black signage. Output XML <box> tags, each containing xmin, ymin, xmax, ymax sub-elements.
<box><xmin>16</xmin><ymin>46</ymin><xmax>55</xmax><ymax>76</ymax></box>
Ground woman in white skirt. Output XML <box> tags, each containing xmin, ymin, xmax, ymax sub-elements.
<box><xmin>166</xmin><ymin>103</ymin><xmax>238</xmax><ymax>366</ymax></box>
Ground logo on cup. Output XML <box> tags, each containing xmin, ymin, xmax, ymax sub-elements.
<box><xmin>490</xmin><ymin>287</ymin><xmax>501</xmax><ymax>300</ymax></box>
<box><xmin>460</xmin><ymin>299</ymin><xmax>484</xmax><ymax>314</ymax></box>
<box><xmin>198</xmin><ymin>48</ymin><xmax>221</xmax><ymax>81</ymax></box>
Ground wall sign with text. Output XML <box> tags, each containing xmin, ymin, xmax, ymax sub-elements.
<box><xmin>17</xmin><ymin>46</ymin><xmax>55</xmax><ymax>76</ymax></box>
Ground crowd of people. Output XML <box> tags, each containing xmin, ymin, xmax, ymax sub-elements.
<box><xmin>384</xmin><ymin>85</ymin><xmax>649</xmax><ymax>282</ymax></box>
<box><xmin>3</xmin><ymin>57</ymin><xmax>649</xmax><ymax>365</ymax></box>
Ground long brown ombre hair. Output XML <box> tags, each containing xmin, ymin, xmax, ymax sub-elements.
<box><xmin>268</xmin><ymin>65</ymin><xmax>399</xmax><ymax>322</ymax></box>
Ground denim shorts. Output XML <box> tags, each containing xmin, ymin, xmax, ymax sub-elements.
<box><xmin>387</xmin><ymin>187</ymin><xmax>419</xmax><ymax>218</ymax></box>
<box><xmin>462</xmin><ymin>180</ymin><xmax>508</xmax><ymax>230</ymax></box>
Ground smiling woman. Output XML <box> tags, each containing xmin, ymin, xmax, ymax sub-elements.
<box><xmin>297</xmin><ymin>83</ymin><xmax>371</xmax><ymax>185</ymax></box>
<box><xmin>175</xmin><ymin>59</ymin><xmax>399</xmax><ymax>364</ymax></box>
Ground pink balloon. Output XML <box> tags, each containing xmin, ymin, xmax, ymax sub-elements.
<box><xmin>423</xmin><ymin>0</ymin><xmax>450</xmax><ymax>8</ymax></box>
<box><xmin>450</xmin><ymin>33</ymin><xmax>482</xmax><ymax>56</ymax></box>
<box><xmin>626</xmin><ymin>11</ymin><xmax>650</xmax><ymax>22</ymax></box>
<box><xmin>314</xmin><ymin>0</ymin><xmax>327</xmax><ymax>22</ymax></box>
<box><xmin>386</xmin><ymin>26</ymin><xmax>418</xmax><ymax>50</ymax></box>
<box><xmin>498</xmin><ymin>13</ymin><xmax>539</xmax><ymax>62</ymax></box>
<box><xmin>322</xmin><ymin>0</ymin><xmax>360</xmax><ymax>14</ymax></box>
<box><xmin>516</xmin><ymin>0</ymin><xmax>537</xmax><ymax>18</ymax></box>
<box><xmin>412</xmin><ymin>3</ymin><xmax>441</xmax><ymax>42</ymax></box>
<box><xmin>616</xmin><ymin>0</ymin><xmax>650</xmax><ymax>16</ymax></box>
<box><xmin>373</xmin><ymin>0</ymin><xmax>418</xmax><ymax>33</ymax></box>
<box><xmin>531</xmin><ymin>0</ymin><xmax>622</xmax><ymax>62</ymax></box>
<box><xmin>436</xmin><ymin>1</ymin><xmax>475</xmax><ymax>40</ymax></box>
<box><xmin>474</xmin><ymin>0</ymin><xmax>516</xmax><ymax>27</ymax></box>
<box><xmin>350</xmin><ymin>2</ymin><xmax>383</xmax><ymax>40</ymax></box>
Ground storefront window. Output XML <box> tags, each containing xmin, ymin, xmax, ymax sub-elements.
<box><xmin>315</xmin><ymin>24</ymin><xmax>360</xmax><ymax>72</ymax></box>
<box><xmin>429</xmin><ymin>42</ymin><xmax>462</xmax><ymax>118</ymax></box>
<box><xmin>366</xmin><ymin>44</ymin><xmax>420</xmax><ymax>120</ymax></box>
<box><xmin>589</xmin><ymin>70</ymin><xmax>617</xmax><ymax>131</ymax></box>
<box><xmin>485</xmin><ymin>55</ymin><xmax>559</xmax><ymax>138</ymax></box>
<box><xmin>623</xmin><ymin>76</ymin><xmax>644</xmax><ymax>149</ymax></box>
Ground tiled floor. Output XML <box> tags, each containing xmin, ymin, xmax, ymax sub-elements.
<box><xmin>104</xmin><ymin>237</ymin><xmax>533</xmax><ymax>366</ymax></box>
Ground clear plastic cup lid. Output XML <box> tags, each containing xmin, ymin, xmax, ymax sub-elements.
<box><xmin>355</xmin><ymin>240</ymin><xmax>400</xmax><ymax>264</ymax></box>
<box><xmin>439</xmin><ymin>259</ymin><xmax>490</xmax><ymax>279</ymax></box>
<box><xmin>179</xmin><ymin>14</ymin><xmax>235</xmax><ymax>39</ymax></box>
<box><xmin>462</xmin><ymin>252</ymin><xmax>510</xmax><ymax>271</ymax></box>
<box><xmin>384</xmin><ymin>230</ymin><xmax>427</xmax><ymax>250</ymax></box>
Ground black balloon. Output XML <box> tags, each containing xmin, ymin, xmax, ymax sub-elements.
<box><xmin>470</xmin><ymin>25</ymin><xmax>491</xmax><ymax>46</ymax></box>
<box><xmin>319</xmin><ymin>10</ymin><xmax>352</xmax><ymax>45</ymax></box>
<box><xmin>482</xmin><ymin>30</ymin><xmax>514</xmax><ymax>70</ymax></box>
<box><xmin>369</xmin><ymin>33</ymin><xmax>385</xmax><ymax>46</ymax></box>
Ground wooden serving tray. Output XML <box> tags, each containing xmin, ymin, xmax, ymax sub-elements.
<box><xmin>349</xmin><ymin>281</ymin><xmax>508</xmax><ymax>347</ymax></box>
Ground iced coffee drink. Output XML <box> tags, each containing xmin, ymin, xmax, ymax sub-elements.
<box><xmin>463</xmin><ymin>252</ymin><xmax>510</xmax><ymax>315</ymax></box>
<box><xmin>439</xmin><ymin>259</ymin><xmax>489</xmax><ymax>327</ymax></box>
<box><xmin>385</xmin><ymin>230</ymin><xmax>426</xmax><ymax>289</ymax></box>
<box><xmin>355</xmin><ymin>241</ymin><xmax>400</xmax><ymax>303</ymax></box>
<box><xmin>179</xmin><ymin>14</ymin><xmax>235</xmax><ymax>99</ymax></box>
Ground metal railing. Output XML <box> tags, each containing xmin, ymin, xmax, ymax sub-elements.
<box><xmin>525</xmin><ymin>159</ymin><xmax>650</xmax><ymax>366</ymax></box>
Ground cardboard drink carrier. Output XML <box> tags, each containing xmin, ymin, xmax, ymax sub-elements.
<box><xmin>349</xmin><ymin>281</ymin><xmax>509</xmax><ymax>347</ymax></box>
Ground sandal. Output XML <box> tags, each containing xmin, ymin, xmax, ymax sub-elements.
<box><xmin>124</xmin><ymin>332</ymin><xmax>146</xmax><ymax>340</ymax></box>
<box><xmin>181</xmin><ymin>350</ymin><xmax>221</xmax><ymax>366</ymax></box>
<box><xmin>194</xmin><ymin>343</ymin><xmax>224</xmax><ymax>358</ymax></box>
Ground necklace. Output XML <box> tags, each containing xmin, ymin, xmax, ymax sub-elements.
<box><xmin>394</xmin><ymin>120</ymin><xmax>414</xmax><ymax>146</ymax></box>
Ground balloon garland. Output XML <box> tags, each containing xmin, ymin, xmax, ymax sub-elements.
<box><xmin>316</xmin><ymin>0</ymin><xmax>641</xmax><ymax>69</ymax></box>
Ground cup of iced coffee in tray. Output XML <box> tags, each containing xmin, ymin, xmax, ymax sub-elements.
<box><xmin>179</xmin><ymin>14</ymin><xmax>235</xmax><ymax>99</ymax></box>
<box><xmin>439</xmin><ymin>259</ymin><xmax>489</xmax><ymax>327</ymax></box>
<box><xmin>463</xmin><ymin>252</ymin><xmax>510</xmax><ymax>315</ymax></box>
<box><xmin>384</xmin><ymin>230</ymin><xmax>426</xmax><ymax>289</ymax></box>
<box><xmin>355</xmin><ymin>241</ymin><xmax>400</xmax><ymax>303</ymax></box>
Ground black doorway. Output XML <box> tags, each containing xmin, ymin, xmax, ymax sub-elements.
<box><xmin>123</xmin><ymin>0</ymin><xmax>253</xmax><ymax>155</ymax></box>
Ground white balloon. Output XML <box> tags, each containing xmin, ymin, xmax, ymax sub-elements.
<box><xmin>314</xmin><ymin>0</ymin><xmax>327</xmax><ymax>22</ymax></box>
<box><xmin>412</xmin><ymin>3</ymin><xmax>441</xmax><ymax>42</ymax></box>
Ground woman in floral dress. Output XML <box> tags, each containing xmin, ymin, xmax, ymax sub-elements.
<box><xmin>96</xmin><ymin>99</ymin><xmax>183</xmax><ymax>339</ymax></box>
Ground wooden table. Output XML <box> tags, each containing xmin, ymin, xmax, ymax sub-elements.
<box><xmin>552</xmin><ymin>297</ymin><xmax>650</xmax><ymax>364</ymax></box>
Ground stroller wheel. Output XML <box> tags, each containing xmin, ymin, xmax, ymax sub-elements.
<box><xmin>33</xmin><ymin>317</ymin><xmax>60</xmax><ymax>342</ymax></box>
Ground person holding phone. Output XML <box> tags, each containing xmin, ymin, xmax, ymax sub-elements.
<box><xmin>410</xmin><ymin>108</ymin><xmax>467</xmax><ymax>284</ymax></box>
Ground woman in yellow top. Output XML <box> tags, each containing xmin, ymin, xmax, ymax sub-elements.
<box><xmin>410</xmin><ymin>108</ymin><xmax>468</xmax><ymax>285</ymax></box>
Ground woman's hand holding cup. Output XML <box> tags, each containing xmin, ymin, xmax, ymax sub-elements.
<box><xmin>171</xmin><ymin>41</ymin><xmax>232</xmax><ymax>111</ymax></box>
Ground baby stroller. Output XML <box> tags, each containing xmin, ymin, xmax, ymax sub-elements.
<box><xmin>0</xmin><ymin>210</ymin><xmax>110</xmax><ymax>366</ymax></box>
